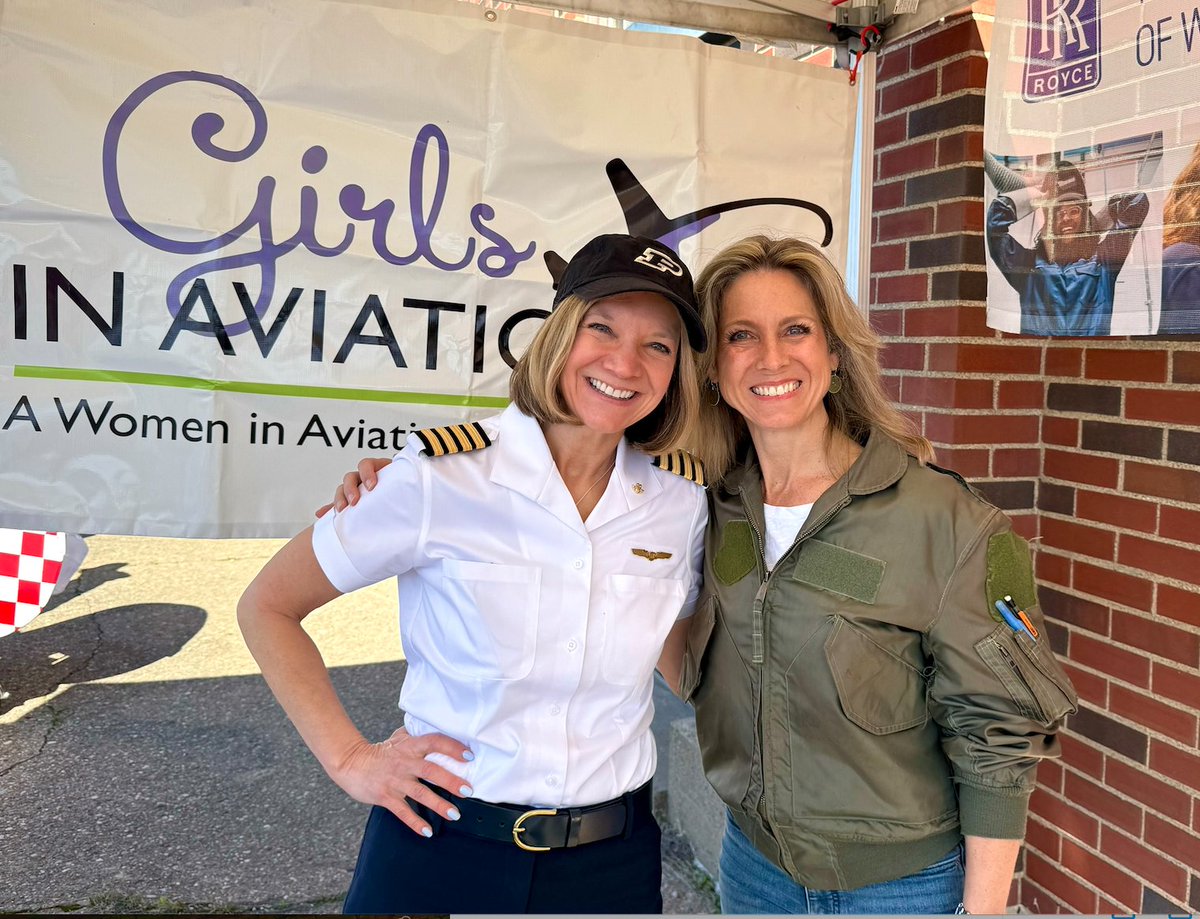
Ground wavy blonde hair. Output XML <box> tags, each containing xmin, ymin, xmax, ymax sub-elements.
<box><xmin>1164</xmin><ymin>143</ymin><xmax>1200</xmax><ymax>249</ymax></box>
<box><xmin>509</xmin><ymin>294</ymin><xmax>701</xmax><ymax>454</ymax></box>
<box><xmin>691</xmin><ymin>235</ymin><xmax>934</xmax><ymax>482</ymax></box>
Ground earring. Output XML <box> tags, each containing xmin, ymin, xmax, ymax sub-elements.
<box><xmin>706</xmin><ymin>380</ymin><xmax>722</xmax><ymax>406</ymax></box>
<box><xmin>828</xmin><ymin>372</ymin><xmax>843</xmax><ymax>395</ymax></box>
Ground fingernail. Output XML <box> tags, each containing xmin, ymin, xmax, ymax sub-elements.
<box><xmin>421</xmin><ymin>826</ymin><xmax>433</xmax><ymax>838</ymax></box>
<box><xmin>460</xmin><ymin>785</ymin><xmax>473</xmax><ymax>797</ymax></box>
<box><xmin>447</xmin><ymin>807</ymin><xmax>461</xmax><ymax>821</ymax></box>
<box><xmin>462</xmin><ymin>750</ymin><xmax>475</xmax><ymax>762</ymax></box>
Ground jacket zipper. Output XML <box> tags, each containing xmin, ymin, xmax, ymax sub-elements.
<box><xmin>997</xmin><ymin>643</ymin><xmax>1039</xmax><ymax>709</ymax></box>
<box><xmin>1012</xmin><ymin>633</ymin><xmax>1076</xmax><ymax>702</ymax></box>
<box><xmin>739</xmin><ymin>490</ymin><xmax>769</xmax><ymax>664</ymax></box>
<box><xmin>740</xmin><ymin>489</ymin><xmax>850</xmax><ymax>662</ymax></box>
<box><xmin>737</xmin><ymin>489</ymin><xmax>770</xmax><ymax>820</ymax></box>
<box><xmin>738</xmin><ymin>487</ymin><xmax>851</xmax><ymax>824</ymax></box>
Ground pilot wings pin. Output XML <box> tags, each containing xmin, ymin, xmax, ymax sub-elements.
<box><xmin>631</xmin><ymin>548</ymin><xmax>672</xmax><ymax>561</ymax></box>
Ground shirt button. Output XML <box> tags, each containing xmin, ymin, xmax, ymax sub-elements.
<box><xmin>566</xmin><ymin>639</ymin><xmax>578</xmax><ymax>652</ymax></box>
<box><xmin>550</xmin><ymin>704</ymin><xmax>561</xmax><ymax>716</ymax></box>
<box><xmin>546</xmin><ymin>776</ymin><xmax>559</xmax><ymax>787</ymax></box>
<box><xmin>572</xmin><ymin>559</ymin><xmax>584</xmax><ymax>570</ymax></box>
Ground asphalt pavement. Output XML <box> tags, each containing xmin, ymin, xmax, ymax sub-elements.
<box><xmin>0</xmin><ymin>535</ymin><xmax>718</xmax><ymax>914</ymax></box>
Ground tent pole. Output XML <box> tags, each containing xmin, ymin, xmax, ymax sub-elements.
<box><xmin>856</xmin><ymin>51</ymin><xmax>877</xmax><ymax>313</ymax></box>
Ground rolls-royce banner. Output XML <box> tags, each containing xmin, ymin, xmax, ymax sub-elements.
<box><xmin>0</xmin><ymin>0</ymin><xmax>854</xmax><ymax>537</ymax></box>
<box><xmin>985</xmin><ymin>0</ymin><xmax>1199</xmax><ymax>337</ymax></box>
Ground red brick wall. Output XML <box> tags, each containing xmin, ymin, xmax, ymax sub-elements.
<box><xmin>871</xmin><ymin>9</ymin><xmax>1200</xmax><ymax>914</ymax></box>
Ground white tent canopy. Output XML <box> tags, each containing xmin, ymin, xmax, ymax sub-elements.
<box><xmin>503</xmin><ymin>0</ymin><xmax>979</xmax><ymax>310</ymax></box>
<box><xmin>510</xmin><ymin>0</ymin><xmax>970</xmax><ymax>47</ymax></box>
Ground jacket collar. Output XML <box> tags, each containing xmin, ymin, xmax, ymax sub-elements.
<box><xmin>720</xmin><ymin>428</ymin><xmax>909</xmax><ymax>508</ymax></box>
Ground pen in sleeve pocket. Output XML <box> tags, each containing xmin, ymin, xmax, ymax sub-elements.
<box><xmin>995</xmin><ymin>596</ymin><xmax>1037</xmax><ymax>641</ymax></box>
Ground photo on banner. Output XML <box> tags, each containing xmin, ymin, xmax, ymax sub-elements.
<box><xmin>985</xmin><ymin>0</ymin><xmax>1200</xmax><ymax>337</ymax></box>
<box><xmin>0</xmin><ymin>0</ymin><xmax>856</xmax><ymax>538</ymax></box>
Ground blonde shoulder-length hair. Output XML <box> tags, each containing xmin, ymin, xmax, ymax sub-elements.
<box><xmin>692</xmin><ymin>235</ymin><xmax>934</xmax><ymax>482</ymax></box>
<box><xmin>509</xmin><ymin>294</ymin><xmax>701</xmax><ymax>454</ymax></box>
<box><xmin>1164</xmin><ymin>143</ymin><xmax>1200</xmax><ymax>249</ymax></box>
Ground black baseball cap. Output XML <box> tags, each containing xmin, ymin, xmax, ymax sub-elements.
<box><xmin>549</xmin><ymin>234</ymin><xmax>707</xmax><ymax>352</ymax></box>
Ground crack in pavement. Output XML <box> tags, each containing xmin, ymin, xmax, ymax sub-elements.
<box><xmin>0</xmin><ymin>607</ymin><xmax>104</xmax><ymax>778</ymax></box>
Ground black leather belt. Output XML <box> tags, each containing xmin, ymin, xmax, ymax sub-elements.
<box><xmin>417</xmin><ymin>781</ymin><xmax>651</xmax><ymax>852</ymax></box>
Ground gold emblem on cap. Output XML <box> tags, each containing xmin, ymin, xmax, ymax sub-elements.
<box><xmin>633</xmin><ymin>483</ymin><xmax>644</xmax><ymax>494</ymax></box>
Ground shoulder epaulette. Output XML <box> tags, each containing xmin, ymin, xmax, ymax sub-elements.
<box><xmin>927</xmin><ymin>461</ymin><xmax>985</xmax><ymax>500</ymax></box>
<box><xmin>413</xmin><ymin>422</ymin><xmax>492</xmax><ymax>457</ymax></box>
<box><xmin>652</xmin><ymin>450</ymin><xmax>706</xmax><ymax>487</ymax></box>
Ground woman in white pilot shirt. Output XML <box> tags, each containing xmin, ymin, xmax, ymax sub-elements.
<box><xmin>238</xmin><ymin>234</ymin><xmax>708</xmax><ymax>915</ymax></box>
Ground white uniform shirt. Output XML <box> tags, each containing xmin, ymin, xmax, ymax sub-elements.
<box><xmin>312</xmin><ymin>404</ymin><xmax>707</xmax><ymax>808</ymax></box>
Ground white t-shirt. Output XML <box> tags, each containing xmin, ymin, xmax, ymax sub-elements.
<box><xmin>763</xmin><ymin>502</ymin><xmax>814</xmax><ymax>571</ymax></box>
<box><xmin>312</xmin><ymin>404</ymin><xmax>707</xmax><ymax>808</ymax></box>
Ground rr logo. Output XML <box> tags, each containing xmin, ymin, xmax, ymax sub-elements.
<box><xmin>634</xmin><ymin>247</ymin><xmax>684</xmax><ymax>276</ymax></box>
<box><xmin>1022</xmin><ymin>0</ymin><xmax>1101</xmax><ymax>101</ymax></box>
<box><xmin>1036</xmin><ymin>0</ymin><xmax>1090</xmax><ymax>59</ymax></box>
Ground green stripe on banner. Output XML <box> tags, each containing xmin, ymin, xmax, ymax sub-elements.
<box><xmin>14</xmin><ymin>365</ymin><xmax>510</xmax><ymax>409</ymax></box>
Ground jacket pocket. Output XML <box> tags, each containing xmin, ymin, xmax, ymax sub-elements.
<box><xmin>435</xmin><ymin>559</ymin><xmax>541</xmax><ymax>681</ymax></box>
<box><xmin>601</xmin><ymin>574</ymin><xmax>687</xmax><ymax>686</ymax></box>
<box><xmin>825</xmin><ymin>616</ymin><xmax>929</xmax><ymax>734</ymax></box>
<box><xmin>976</xmin><ymin>624</ymin><xmax>1078</xmax><ymax>725</ymax></box>
<box><xmin>679</xmin><ymin>594</ymin><xmax>716</xmax><ymax>702</ymax></box>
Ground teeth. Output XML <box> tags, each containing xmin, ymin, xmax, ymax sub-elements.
<box><xmin>751</xmin><ymin>382</ymin><xmax>800</xmax><ymax>397</ymax></box>
<box><xmin>590</xmin><ymin>378</ymin><xmax>635</xmax><ymax>400</ymax></box>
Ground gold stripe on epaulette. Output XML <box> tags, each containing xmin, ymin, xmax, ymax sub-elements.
<box><xmin>414</xmin><ymin>422</ymin><xmax>492</xmax><ymax>457</ymax></box>
<box><xmin>652</xmin><ymin>450</ymin><xmax>706</xmax><ymax>487</ymax></box>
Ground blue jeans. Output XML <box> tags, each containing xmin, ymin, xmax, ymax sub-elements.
<box><xmin>718</xmin><ymin>813</ymin><xmax>964</xmax><ymax>914</ymax></box>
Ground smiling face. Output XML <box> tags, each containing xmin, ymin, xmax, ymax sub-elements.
<box><xmin>559</xmin><ymin>292</ymin><xmax>681</xmax><ymax>436</ymax></box>
<box><xmin>1049</xmin><ymin>199</ymin><xmax>1087</xmax><ymax>238</ymax></box>
<box><xmin>715</xmin><ymin>269</ymin><xmax>838</xmax><ymax>440</ymax></box>
<box><xmin>1043</xmin><ymin>199</ymin><xmax>1094</xmax><ymax>264</ymax></box>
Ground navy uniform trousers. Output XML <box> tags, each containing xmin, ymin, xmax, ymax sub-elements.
<box><xmin>342</xmin><ymin>787</ymin><xmax>662</xmax><ymax>915</ymax></box>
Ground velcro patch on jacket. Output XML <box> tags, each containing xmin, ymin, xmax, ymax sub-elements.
<box><xmin>652</xmin><ymin>450</ymin><xmax>706</xmax><ymax>486</ymax></box>
<box><xmin>790</xmin><ymin>539</ymin><xmax>885</xmax><ymax>604</ymax></box>
<box><xmin>413</xmin><ymin>423</ymin><xmax>492</xmax><ymax>457</ymax></box>
<box><xmin>985</xmin><ymin>531</ymin><xmax>1037</xmax><ymax>621</ymax></box>
<box><xmin>713</xmin><ymin>520</ymin><xmax>756</xmax><ymax>585</ymax></box>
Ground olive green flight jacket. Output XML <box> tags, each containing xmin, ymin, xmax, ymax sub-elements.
<box><xmin>681</xmin><ymin>430</ymin><xmax>1077</xmax><ymax>891</ymax></box>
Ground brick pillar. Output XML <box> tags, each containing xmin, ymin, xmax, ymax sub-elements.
<box><xmin>871</xmin><ymin>8</ymin><xmax>1200</xmax><ymax>915</ymax></box>
<box><xmin>868</xmin><ymin>9</ymin><xmax>1041</xmax><ymax>538</ymax></box>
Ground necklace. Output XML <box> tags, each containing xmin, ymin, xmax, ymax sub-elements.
<box><xmin>573</xmin><ymin>461</ymin><xmax>615</xmax><ymax>507</ymax></box>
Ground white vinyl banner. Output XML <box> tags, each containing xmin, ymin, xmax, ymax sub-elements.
<box><xmin>0</xmin><ymin>0</ymin><xmax>855</xmax><ymax>537</ymax></box>
<box><xmin>985</xmin><ymin>0</ymin><xmax>1200</xmax><ymax>337</ymax></box>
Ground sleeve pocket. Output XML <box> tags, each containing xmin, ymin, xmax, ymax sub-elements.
<box><xmin>975</xmin><ymin>625</ymin><xmax>1078</xmax><ymax>725</ymax></box>
<box><xmin>826</xmin><ymin>617</ymin><xmax>929</xmax><ymax>735</ymax></box>
<box><xmin>679</xmin><ymin>595</ymin><xmax>716</xmax><ymax>702</ymax></box>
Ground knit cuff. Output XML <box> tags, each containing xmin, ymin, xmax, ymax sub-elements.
<box><xmin>957</xmin><ymin>782</ymin><xmax>1030</xmax><ymax>840</ymax></box>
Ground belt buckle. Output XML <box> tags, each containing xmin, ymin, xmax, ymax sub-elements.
<box><xmin>512</xmin><ymin>808</ymin><xmax>558</xmax><ymax>851</ymax></box>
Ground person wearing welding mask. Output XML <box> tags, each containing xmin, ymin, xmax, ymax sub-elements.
<box><xmin>986</xmin><ymin>160</ymin><xmax>1149</xmax><ymax>336</ymax></box>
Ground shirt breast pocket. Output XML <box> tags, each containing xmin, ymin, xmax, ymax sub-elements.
<box><xmin>436</xmin><ymin>559</ymin><xmax>541</xmax><ymax>681</ymax></box>
<box><xmin>602</xmin><ymin>574</ymin><xmax>687</xmax><ymax>686</ymax></box>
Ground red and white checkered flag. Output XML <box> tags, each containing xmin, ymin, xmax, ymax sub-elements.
<box><xmin>0</xmin><ymin>529</ymin><xmax>67</xmax><ymax>638</ymax></box>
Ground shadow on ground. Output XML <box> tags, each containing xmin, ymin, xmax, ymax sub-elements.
<box><xmin>1</xmin><ymin>657</ymin><xmax>406</xmax><ymax>913</ymax></box>
<box><xmin>42</xmin><ymin>563</ymin><xmax>133</xmax><ymax>615</ymax></box>
<box><xmin>0</xmin><ymin>601</ymin><xmax>205</xmax><ymax>712</ymax></box>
